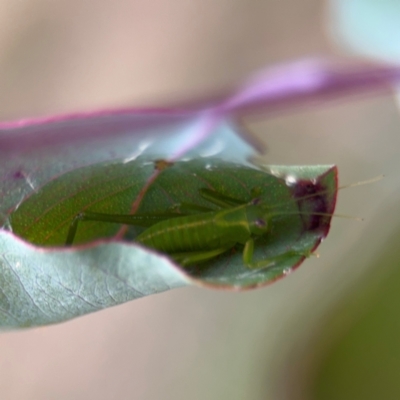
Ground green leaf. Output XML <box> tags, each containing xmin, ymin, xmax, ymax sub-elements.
<box><xmin>0</xmin><ymin>233</ymin><xmax>188</xmax><ymax>328</ymax></box>
<box><xmin>1</xmin><ymin>159</ymin><xmax>337</xmax><ymax>328</ymax></box>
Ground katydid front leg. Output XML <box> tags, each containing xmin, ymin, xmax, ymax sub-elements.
<box><xmin>199</xmin><ymin>188</ymin><xmax>245</xmax><ymax>208</ymax></box>
<box><xmin>243</xmin><ymin>239</ymin><xmax>311</xmax><ymax>269</ymax></box>
<box><xmin>171</xmin><ymin>246</ymin><xmax>233</xmax><ymax>266</ymax></box>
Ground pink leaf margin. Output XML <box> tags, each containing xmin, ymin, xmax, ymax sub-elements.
<box><xmin>1</xmin><ymin>58</ymin><xmax>400</xmax><ymax>156</ymax></box>
<box><xmin>1</xmin><ymin>58</ymin><xmax>400</xmax><ymax>220</ymax></box>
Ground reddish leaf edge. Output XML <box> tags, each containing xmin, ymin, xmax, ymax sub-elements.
<box><xmin>3</xmin><ymin>165</ymin><xmax>338</xmax><ymax>291</ymax></box>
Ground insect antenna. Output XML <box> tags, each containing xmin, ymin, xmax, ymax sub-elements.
<box><xmin>260</xmin><ymin>175</ymin><xmax>383</xmax><ymax>225</ymax></box>
<box><xmin>268</xmin><ymin>210</ymin><xmax>364</xmax><ymax>221</ymax></box>
<box><xmin>266</xmin><ymin>175</ymin><xmax>383</xmax><ymax>212</ymax></box>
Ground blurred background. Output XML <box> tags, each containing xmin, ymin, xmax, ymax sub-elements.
<box><xmin>1</xmin><ymin>0</ymin><xmax>400</xmax><ymax>399</ymax></box>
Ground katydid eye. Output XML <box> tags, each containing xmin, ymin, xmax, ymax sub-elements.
<box><xmin>252</xmin><ymin>198</ymin><xmax>261</xmax><ymax>205</ymax></box>
<box><xmin>255</xmin><ymin>218</ymin><xmax>266</xmax><ymax>227</ymax></box>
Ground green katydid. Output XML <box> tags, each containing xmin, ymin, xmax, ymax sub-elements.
<box><xmin>8</xmin><ymin>158</ymin><xmax>341</xmax><ymax>274</ymax></box>
<box><xmin>63</xmin><ymin>168</ymin><xmax>379</xmax><ymax>270</ymax></box>
<box><xmin>65</xmin><ymin>187</ymin><xmax>326</xmax><ymax>269</ymax></box>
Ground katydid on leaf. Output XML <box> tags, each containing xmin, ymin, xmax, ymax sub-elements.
<box><xmin>65</xmin><ymin>187</ymin><xmax>329</xmax><ymax>268</ymax></box>
<box><xmin>7</xmin><ymin>159</ymin><xmax>342</xmax><ymax>273</ymax></box>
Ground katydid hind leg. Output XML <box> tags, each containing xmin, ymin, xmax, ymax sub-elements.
<box><xmin>65</xmin><ymin>210</ymin><xmax>182</xmax><ymax>246</ymax></box>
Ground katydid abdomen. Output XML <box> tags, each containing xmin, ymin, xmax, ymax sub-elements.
<box><xmin>136</xmin><ymin>205</ymin><xmax>252</xmax><ymax>253</ymax></box>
